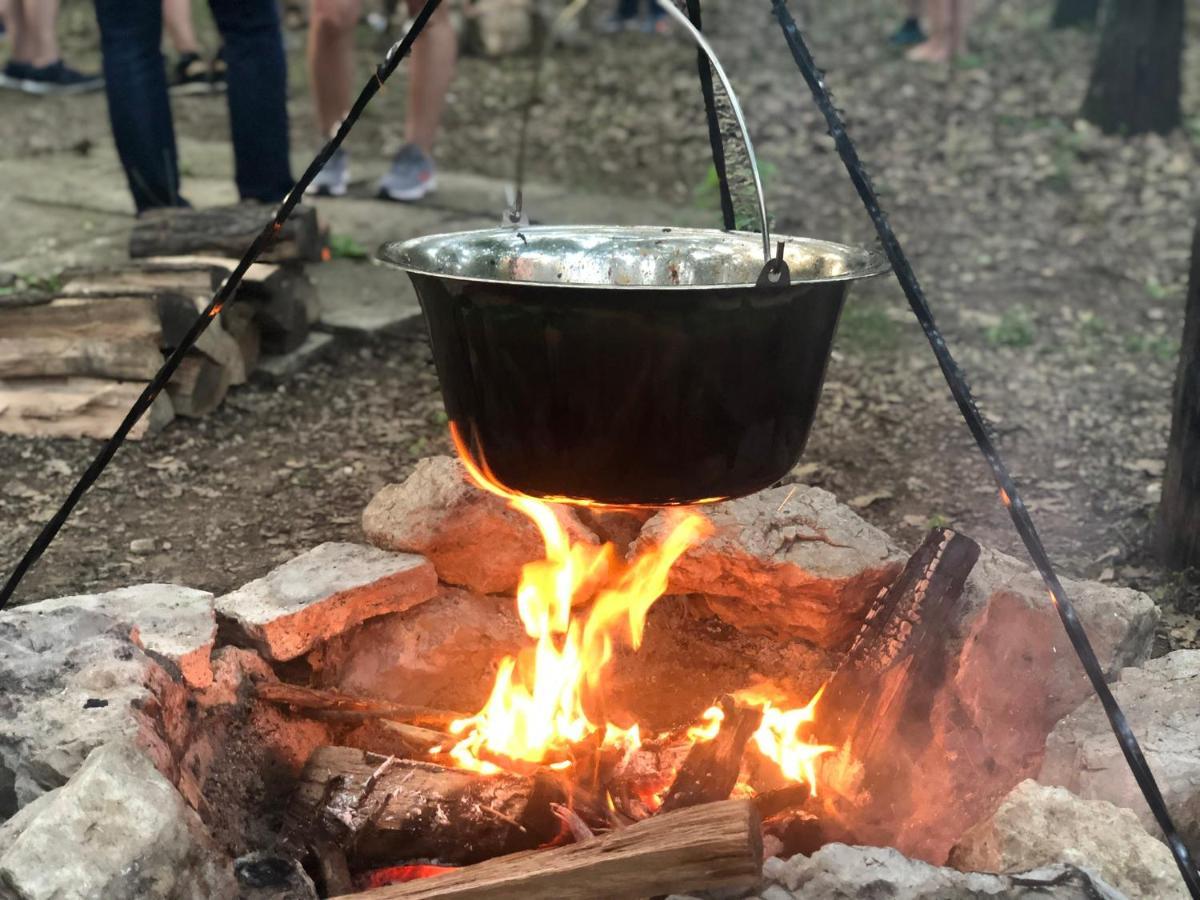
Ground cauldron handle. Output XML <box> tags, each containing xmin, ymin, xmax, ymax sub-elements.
<box><xmin>505</xmin><ymin>0</ymin><xmax>785</xmax><ymax>283</ymax></box>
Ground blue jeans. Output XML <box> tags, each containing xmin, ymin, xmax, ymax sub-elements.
<box><xmin>94</xmin><ymin>0</ymin><xmax>292</xmax><ymax>212</ymax></box>
<box><xmin>617</xmin><ymin>0</ymin><xmax>665</xmax><ymax>20</ymax></box>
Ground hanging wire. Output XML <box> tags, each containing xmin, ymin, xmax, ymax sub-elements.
<box><xmin>0</xmin><ymin>0</ymin><xmax>445</xmax><ymax>612</ymax></box>
<box><xmin>767</xmin><ymin>2</ymin><xmax>1200</xmax><ymax>894</ymax></box>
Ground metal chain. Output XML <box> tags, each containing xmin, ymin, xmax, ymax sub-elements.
<box><xmin>767</xmin><ymin>2</ymin><xmax>1200</xmax><ymax>894</ymax></box>
<box><xmin>0</xmin><ymin>0</ymin><xmax>445</xmax><ymax>611</ymax></box>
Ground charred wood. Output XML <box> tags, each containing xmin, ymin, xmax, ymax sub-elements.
<box><xmin>284</xmin><ymin>747</ymin><xmax>565</xmax><ymax>869</ymax></box>
<box><xmin>659</xmin><ymin>696</ymin><xmax>761</xmax><ymax>813</ymax></box>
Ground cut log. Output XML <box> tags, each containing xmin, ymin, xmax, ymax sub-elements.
<box><xmin>253</xmin><ymin>681</ymin><xmax>464</xmax><ymax>731</ymax></box>
<box><xmin>0</xmin><ymin>296</ymin><xmax>164</xmax><ymax>380</ymax></box>
<box><xmin>167</xmin><ymin>353</ymin><xmax>232</xmax><ymax>418</ymax></box>
<box><xmin>221</xmin><ymin>303</ymin><xmax>261</xmax><ymax>382</ymax></box>
<box><xmin>0</xmin><ymin>377</ymin><xmax>173</xmax><ymax>439</ymax></box>
<box><xmin>129</xmin><ymin>203</ymin><xmax>324</xmax><ymax>264</ymax></box>
<box><xmin>58</xmin><ymin>271</ymin><xmax>261</xmax><ymax>375</ymax></box>
<box><xmin>283</xmin><ymin>747</ymin><xmax>566</xmax><ymax>868</ymax></box>
<box><xmin>816</xmin><ymin>528</ymin><xmax>979</xmax><ymax>838</ymax></box>
<box><xmin>63</xmin><ymin>257</ymin><xmax>318</xmax><ymax>355</ymax></box>
<box><xmin>352</xmin><ymin>799</ymin><xmax>763</xmax><ymax>900</ymax></box>
<box><xmin>659</xmin><ymin>696</ymin><xmax>762</xmax><ymax>813</ymax></box>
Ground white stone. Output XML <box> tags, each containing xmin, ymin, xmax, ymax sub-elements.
<box><xmin>949</xmin><ymin>780</ymin><xmax>1185</xmax><ymax>900</ymax></box>
<box><xmin>0</xmin><ymin>741</ymin><xmax>237</xmax><ymax>899</ymax></box>
<box><xmin>362</xmin><ymin>455</ymin><xmax>596</xmax><ymax>595</ymax></box>
<box><xmin>1041</xmin><ymin>650</ymin><xmax>1200</xmax><ymax>849</ymax></box>
<box><xmin>215</xmin><ymin>541</ymin><xmax>437</xmax><ymax>661</ymax></box>
<box><xmin>636</xmin><ymin>483</ymin><xmax>906</xmax><ymax>648</ymax></box>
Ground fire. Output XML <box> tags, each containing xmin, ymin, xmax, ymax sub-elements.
<box><xmin>736</xmin><ymin>686</ymin><xmax>832</xmax><ymax>794</ymax></box>
<box><xmin>445</xmin><ymin>424</ymin><xmax>832</xmax><ymax>796</ymax></box>
<box><xmin>447</xmin><ymin>424</ymin><xmax>712</xmax><ymax>774</ymax></box>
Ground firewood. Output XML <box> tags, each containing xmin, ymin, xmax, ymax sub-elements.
<box><xmin>127</xmin><ymin>255</ymin><xmax>319</xmax><ymax>353</ymax></box>
<box><xmin>284</xmin><ymin>747</ymin><xmax>566</xmax><ymax>868</ymax></box>
<box><xmin>0</xmin><ymin>296</ymin><xmax>164</xmax><ymax>380</ymax></box>
<box><xmin>167</xmin><ymin>352</ymin><xmax>232</xmax><ymax>418</ymax></box>
<box><xmin>253</xmin><ymin>681</ymin><xmax>464</xmax><ymax>731</ymax></box>
<box><xmin>817</xmin><ymin>527</ymin><xmax>980</xmax><ymax>836</ymax></box>
<box><xmin>351</xmin><ymin>799</ymin><xmax>763</xmax><ymax>900</ymax></box>
<box><xmin>59</xmin><ymin>269</ymin><xmax>264</xmax><ymax>375</ymax></box>
<box><xmin>342</xmin><ymin>719</ymin><xmax>452</xmax><ymax>759</ymax></box>
<box><xmin>129</xmin><ymin>203</ymin><xmax>324</xmax><ymax>264</ymax></box>
<box><xmin>752</xmin><ymin>783</ymin><xmax>812</xmax><ymax>819</ymax></box>
<box><xmin>0</xmin><ymin>377</ymin><xmax>173</xmax><ymax>439</ymax></box>
<box><xmin>659</xmin><ymin>696</ymin><xmax>762</xmax><ymax>813</ymax></box>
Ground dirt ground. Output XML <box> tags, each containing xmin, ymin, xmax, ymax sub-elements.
<box><xmin>2</xmin><ymin>1</ymin><xmax>1200</xmax><ymax>647</ymax></box>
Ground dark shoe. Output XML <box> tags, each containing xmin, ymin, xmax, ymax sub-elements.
<box><xmin>6</xmin><ymin>60</ymin><xmax>103</xmax><ymax>95</ymax></box>
<box><xmin>170</xmin><ymin>52</ymin><xmax>212</xmax><ymax>94</ymax></box>
<box><xmin>889</xmin><ymin>17</ymin><xmax>926</xmax><ymax>47</ymax></box>
<box><xmin>0</xmin><ymin>61</ymin><xmax>30</xmax><ymax>90</ymax></box>
<box><xmin>209</xmin><ymin>47</ymin><xmax>227</xmax><ymax>92</ymax></box>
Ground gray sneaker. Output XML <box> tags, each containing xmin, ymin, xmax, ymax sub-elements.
<box><xmin>379</xmin><ymin>144</ymin><xmax>437</xmax><ymax>202</ymax></box>
<box><xmin>309</xmin><ymin>146</ymin><xmax>349</xmax><ymax>197</ymax></box>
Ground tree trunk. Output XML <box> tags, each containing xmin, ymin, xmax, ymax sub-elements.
<box><xmin>1051</xmin><ymin>0</ymin><xmax>1099</xmax><ymax>28</ymax></box>
<box><xmin>1160</xmin><ymin>216</ymin><xmax>1200</xmax><ymax>570</ymax></box>
<box><xmin>1081</xmin><ymin>0</ymin><xmax>1183</xmax><ymax>136</ymax></box>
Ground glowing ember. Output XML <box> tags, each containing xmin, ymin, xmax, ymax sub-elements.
<box><xmin>445</xmin><ymin>424</ymin><xmax>833</xmax><ymax>797</ymax></box>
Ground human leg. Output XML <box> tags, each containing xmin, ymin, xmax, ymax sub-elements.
<box><xmin>95</xmin><ymin>0</ymin><xmax>180</xmax><ymax>209</ymax></box>
<box><xmin>208</xmin><ymin>0</ymin><xmax>293</xmax><ymax>202</ymax></box>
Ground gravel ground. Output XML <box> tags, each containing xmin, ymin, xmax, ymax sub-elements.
<box><xmin>2</xmin><ymin>0</ymin><xmax>1199</xmax><ymax>647</ymax></box>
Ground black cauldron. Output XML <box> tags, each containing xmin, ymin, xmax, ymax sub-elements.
<box><xmin>379</xmin><ymin>225</ymin><xmax>887</xmax><ymax>506</ymax></box>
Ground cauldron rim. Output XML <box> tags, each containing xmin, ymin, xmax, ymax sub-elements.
<box><xmin>377</xmin><ymin>225</ymin><xmax>889</xmax><ymax>292</ymax></box>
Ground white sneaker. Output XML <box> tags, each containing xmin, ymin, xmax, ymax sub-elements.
<box><xmin>309</xmin><ymin>146</ymin><xmax>350</xmax><ymax>197</ymax></box>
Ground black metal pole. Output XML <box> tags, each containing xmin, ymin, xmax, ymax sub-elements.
<box><xmin>685</xmin><ymin>0</ymin><xmax>737</xmax><ymax>231</ymax></box>
<box><xmin>767</xmin><ymin>2</ymin><xmax>1199</xmax><ymax>894</ymax></box>
<box><xmin>0</xmin><ymin>0</ymin><xmax>445</xmax><ymax>612</ymax></box>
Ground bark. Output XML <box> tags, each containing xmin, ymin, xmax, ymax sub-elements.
<box><xmin>351</xmin><ymin>799</ymin><xmax>763</xmax><ymax>900</ymax></box>
<box><xmin>253</xmin><ymin>681</ymin><xmax>464</xmax><ymax>731</ymax></box>
<box><xmin>129</xmin><ymin>203</ymin><xmax>324</xmax><ymax>264</ymax></box>
<box><xmin>1160</xmin><ymin>216</ymin><xmax>1200</xmax><ymax>570</ymax></box>
<box><xmin>283</xmin><ymin>747</ymin><xmax>565</xmax><ymax>869</ymax></box>
<box><xmin>1081</xmin><ymin>0</ymin><xmax>1183</xmax><ymax>135</ymax></box>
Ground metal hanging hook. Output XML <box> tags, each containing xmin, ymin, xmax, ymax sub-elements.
<box><xmin>654</xmin><ymin>0</ymin><xmax>775</xmax><ymax>270</ymax></box>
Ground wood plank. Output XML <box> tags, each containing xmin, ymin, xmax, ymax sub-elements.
<box><xmin>0</xmin><ymin>377</ymin><xmax>173</xmax><ymax>439</ymax></box>
<box><xmin>352</xmin><ymin>799</ymin><xmax>762</xmax><ymax>900</ymax></box>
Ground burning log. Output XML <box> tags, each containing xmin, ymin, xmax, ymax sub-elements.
<box><xmin>284</xmin><ymin>747</ymin><xmax>565</xmax><ymax>868</ymax></box>
<box><xmin>350</xmin><ymin>799</ymin><xmax>763</xmax><ymax>900</ymax></box>
<box><xmin>659</xmin><ymin>696</ymin><xmax>762</xmax><ymax>813</ymax></box>
<box><xmin>818</xmin><ymin>527</ymin><xmax>980</xmax><ymax>834</ymax></box>
<box><xmin>253</xmin><ymin>681</ymin><xmax>463</xmax><ymax>730</ymax></box>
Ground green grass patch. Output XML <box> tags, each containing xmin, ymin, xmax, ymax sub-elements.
<box><xmin>838</xmin><ymin>302</ymin><xmax>899</xmax><ymax>353</ymax></box>
<box><xmin>328</xmin><ymin>233</ymin><xmax>369</xmax><ymax>260</ymax></box>
<box><xmin>985</xmin><ymin>307</ymin><xmax>1036</xmax><ymax>348</ymax></box>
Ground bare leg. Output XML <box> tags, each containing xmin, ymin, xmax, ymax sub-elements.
<box><xmin>307</xmin><ymin>0</ymin><xmax>360</xmax><ymax>138</ymax></box>
<box><xmin>13</xmin><ymin>0</ymin><xmax>61</xmax><ymax>67</ymax></box>
<box><xmin>907</xmin><ymin>0</ymin><xmax>951</xmax><ymax>61</ymax></box>
<box><xmin>163</xmin><ymin>0</ymin><xmax>201</xmax><ymax>55</ymax></box>
<box><xmin>404</xmin><ymin>0</ymin><xmax>455</xmax><ymax>155</ymax></box>
<box><xmin>946</xmin><ymin>0</ymin><xmax>972</xmax><ymax>57</ymax></box>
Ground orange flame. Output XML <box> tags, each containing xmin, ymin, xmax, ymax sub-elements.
<box><xmin>447</xmin><ymin>424</ymin><xmax>712</xmax><ymax>773</ymax></box>
<box><xmin>734</xmin><ymin>685</ymin><xmax>833</xmax><ymax>795</ymax></box>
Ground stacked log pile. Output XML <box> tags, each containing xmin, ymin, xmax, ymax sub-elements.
<box><xmin>0</xmin><ymin>204</ymin><xmax>324</xmax><ymax>439</ymax></box>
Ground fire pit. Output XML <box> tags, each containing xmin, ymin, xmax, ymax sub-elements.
<box><xmin>1</xmin><ymin>453</ymin><xmax>1173</xmax><ymax>899</ymax></box>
